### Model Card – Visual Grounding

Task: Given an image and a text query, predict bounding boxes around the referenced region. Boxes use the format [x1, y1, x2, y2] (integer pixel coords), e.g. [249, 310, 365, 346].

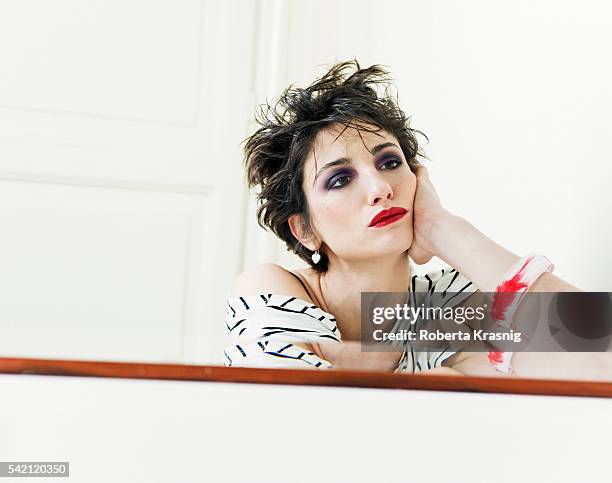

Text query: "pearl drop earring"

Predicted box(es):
[311, 249, 321, 264]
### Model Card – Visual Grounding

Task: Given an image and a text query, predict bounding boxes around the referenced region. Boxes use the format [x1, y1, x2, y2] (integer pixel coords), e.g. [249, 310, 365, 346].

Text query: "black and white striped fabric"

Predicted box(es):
[394, 268, 475, 373]
[224, 268, 475, 372]
[224, 294, 339, 369]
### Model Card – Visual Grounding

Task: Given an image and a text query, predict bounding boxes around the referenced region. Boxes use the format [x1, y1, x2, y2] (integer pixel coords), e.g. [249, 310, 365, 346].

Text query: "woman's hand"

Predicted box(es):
[408, 165, 450, 264]
[315, 340, 403, 371]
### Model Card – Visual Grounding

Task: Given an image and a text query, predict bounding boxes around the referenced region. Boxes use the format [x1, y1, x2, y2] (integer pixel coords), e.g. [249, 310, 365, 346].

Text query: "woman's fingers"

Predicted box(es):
[414, 164, 430, 179]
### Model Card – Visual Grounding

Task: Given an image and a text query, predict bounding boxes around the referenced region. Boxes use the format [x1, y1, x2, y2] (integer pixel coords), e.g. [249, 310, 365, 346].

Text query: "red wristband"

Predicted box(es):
[487, 254, 554, 374]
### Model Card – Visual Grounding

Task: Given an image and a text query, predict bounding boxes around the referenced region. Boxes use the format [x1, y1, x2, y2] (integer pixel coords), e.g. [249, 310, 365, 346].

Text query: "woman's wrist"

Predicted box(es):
[427, 212, 520, 292]
[426, 210, 464, 258]
[325, 341, 402, 370]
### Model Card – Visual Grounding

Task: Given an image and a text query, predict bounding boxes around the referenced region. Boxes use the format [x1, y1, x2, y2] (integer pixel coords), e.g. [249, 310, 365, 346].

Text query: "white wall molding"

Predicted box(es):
[240, 0, 308, 271]
[0, 170, 214, 195]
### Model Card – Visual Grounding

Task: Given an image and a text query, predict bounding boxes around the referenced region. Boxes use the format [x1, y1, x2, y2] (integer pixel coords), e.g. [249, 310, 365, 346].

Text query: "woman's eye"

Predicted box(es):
[380, 157, 401, 169]
[326, 157, 401, 190]
[328, 175, 351, 189]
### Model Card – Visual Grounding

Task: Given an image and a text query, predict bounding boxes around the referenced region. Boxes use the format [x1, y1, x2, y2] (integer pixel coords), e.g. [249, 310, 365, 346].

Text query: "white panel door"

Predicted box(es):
[0, 0, 258, 364]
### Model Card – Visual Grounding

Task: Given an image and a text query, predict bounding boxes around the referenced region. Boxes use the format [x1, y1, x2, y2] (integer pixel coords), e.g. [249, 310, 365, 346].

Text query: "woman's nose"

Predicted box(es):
[366, 173, 394, 205]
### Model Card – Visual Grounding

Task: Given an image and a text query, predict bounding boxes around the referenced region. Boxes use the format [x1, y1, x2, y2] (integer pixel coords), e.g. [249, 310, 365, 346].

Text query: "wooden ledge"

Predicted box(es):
[1, 357, 611, 398]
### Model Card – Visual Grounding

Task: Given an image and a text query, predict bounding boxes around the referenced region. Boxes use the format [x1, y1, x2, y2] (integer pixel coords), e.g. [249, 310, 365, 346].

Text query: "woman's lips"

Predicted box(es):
[368, 207, 408, 228]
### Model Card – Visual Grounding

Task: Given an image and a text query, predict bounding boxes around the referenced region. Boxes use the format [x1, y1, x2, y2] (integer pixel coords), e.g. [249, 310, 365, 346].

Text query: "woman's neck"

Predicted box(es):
[317, 251, 411, 340]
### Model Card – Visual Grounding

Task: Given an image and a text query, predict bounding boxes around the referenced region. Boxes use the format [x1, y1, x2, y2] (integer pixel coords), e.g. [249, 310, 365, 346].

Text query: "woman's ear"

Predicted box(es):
[288, 214, 318, 251]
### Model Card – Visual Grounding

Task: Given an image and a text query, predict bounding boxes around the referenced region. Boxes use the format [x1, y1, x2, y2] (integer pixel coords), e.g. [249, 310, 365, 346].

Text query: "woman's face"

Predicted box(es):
[297, 123, 417, 266]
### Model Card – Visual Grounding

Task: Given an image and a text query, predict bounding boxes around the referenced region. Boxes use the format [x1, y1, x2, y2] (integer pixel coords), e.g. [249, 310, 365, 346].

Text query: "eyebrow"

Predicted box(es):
[313, 142, 400, 183]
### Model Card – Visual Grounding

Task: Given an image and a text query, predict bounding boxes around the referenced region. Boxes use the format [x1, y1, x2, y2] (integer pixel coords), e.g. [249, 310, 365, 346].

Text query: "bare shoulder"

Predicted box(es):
[230, 263, 313, 302]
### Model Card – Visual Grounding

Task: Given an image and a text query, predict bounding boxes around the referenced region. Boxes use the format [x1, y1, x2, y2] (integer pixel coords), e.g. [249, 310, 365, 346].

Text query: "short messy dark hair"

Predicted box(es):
[243, 60, 426, 272]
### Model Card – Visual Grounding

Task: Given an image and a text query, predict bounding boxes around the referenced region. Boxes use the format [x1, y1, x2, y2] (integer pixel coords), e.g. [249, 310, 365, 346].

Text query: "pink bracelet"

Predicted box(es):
[487, 254, 555, 374]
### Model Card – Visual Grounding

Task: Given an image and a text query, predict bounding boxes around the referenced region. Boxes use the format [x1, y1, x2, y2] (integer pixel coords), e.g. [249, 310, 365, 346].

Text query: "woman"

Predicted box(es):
[225, 60, 610, 380]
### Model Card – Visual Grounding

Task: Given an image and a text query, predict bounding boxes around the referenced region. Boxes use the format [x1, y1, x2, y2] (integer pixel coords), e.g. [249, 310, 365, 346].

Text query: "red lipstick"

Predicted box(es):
[368, 207, 408, 228]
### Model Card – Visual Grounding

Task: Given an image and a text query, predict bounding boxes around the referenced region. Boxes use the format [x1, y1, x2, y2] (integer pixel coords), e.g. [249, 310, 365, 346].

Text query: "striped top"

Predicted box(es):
[224, 267, 475, 373]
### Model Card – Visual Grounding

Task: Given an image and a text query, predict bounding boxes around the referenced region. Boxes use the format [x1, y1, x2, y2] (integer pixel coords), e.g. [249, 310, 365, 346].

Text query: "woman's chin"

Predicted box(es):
[371, 238, 413, 259]
[377, 229, 413, 252]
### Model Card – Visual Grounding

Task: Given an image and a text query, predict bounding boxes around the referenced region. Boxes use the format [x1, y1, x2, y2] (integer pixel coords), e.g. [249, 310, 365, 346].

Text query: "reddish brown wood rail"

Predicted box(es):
[1, 357, 611, 398]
